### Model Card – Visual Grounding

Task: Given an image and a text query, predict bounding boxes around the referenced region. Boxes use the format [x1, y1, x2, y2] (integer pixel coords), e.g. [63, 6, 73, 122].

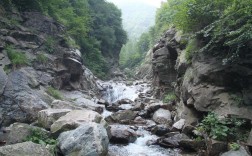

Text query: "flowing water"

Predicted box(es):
[100, 80, 180, 156]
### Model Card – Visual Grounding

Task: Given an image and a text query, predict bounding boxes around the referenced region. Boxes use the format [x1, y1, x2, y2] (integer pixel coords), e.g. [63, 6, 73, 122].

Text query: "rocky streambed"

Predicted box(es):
[0, 80, 250, 156]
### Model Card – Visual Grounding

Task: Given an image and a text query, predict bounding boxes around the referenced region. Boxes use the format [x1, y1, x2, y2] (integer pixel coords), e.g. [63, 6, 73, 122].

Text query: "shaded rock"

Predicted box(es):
[105, 110, 137, 124]
[151, 124, 171, 136]
[58, 123, 109, 156]
[221, 146, 250, 156]
[157, 133, 190, 148]
[152, 108, 172, 124]
[0, 68, 7, 95]
[10, 31, 42, 44]
[5, 123, 49, 145]
[0, 141, 52, 156]
[207, 140, 228, 156]
[179, 139, 206, 152]
[247, 129, 252, 146]
[106, 104, 122, 112]
[172, 119, 185, 131]
[97, 99, 109, 106]
[109, 125, 137, 144]
[38, 109, 71, 129]
[145, 103, 164, 115]
[51, 110, 103, 135]
[131, 102, 144, 111]
[134, 116, 147, 124]
[182, 124, 195, 136]
[118, 98, 133, 104]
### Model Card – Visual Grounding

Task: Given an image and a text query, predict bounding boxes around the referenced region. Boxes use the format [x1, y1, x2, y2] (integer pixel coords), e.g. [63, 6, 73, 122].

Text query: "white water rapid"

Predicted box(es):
[99, 80, 180, 156]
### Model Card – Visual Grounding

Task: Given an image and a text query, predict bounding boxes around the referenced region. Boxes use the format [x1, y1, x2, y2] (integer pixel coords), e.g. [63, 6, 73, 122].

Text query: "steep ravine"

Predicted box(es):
[0, 8, 252, 156]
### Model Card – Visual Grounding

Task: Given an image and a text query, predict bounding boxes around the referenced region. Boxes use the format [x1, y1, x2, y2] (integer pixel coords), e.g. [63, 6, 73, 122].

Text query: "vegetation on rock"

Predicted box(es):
[46, 87, 63, 100]
[197, 113, 249, 141]
[6, 45, 29, 68]
[0, 0, 127, 78]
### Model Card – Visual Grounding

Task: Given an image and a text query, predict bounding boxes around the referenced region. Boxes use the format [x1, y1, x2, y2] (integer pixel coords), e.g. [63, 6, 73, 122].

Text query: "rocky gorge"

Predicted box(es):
[0, 4, 252, 156]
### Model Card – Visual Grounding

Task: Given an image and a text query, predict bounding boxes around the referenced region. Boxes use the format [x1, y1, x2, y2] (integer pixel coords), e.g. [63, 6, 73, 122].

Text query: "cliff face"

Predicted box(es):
[0, 11, 98, 125]
[150, 27, 252, 128]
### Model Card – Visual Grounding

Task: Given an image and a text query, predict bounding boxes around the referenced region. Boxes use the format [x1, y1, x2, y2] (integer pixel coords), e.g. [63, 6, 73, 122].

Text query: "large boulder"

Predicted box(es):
[58, 123, 109, 156]
[109, 125, 137, 144]
[5, 123, 49, 145]
[152, 108, 172, 124]
[105, 110, 138, 124]
[50, 110, 103, 135]
[38, 109, 71, 129]
[0, 141, 52, 156]
[0, 69, 49, 125]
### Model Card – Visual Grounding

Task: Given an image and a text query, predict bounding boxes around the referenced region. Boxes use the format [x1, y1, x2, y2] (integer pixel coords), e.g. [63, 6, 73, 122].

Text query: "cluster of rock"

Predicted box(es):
[0, 11, 110, 155]
[140, 27, 252, 155]
[0, 11, 99, 125]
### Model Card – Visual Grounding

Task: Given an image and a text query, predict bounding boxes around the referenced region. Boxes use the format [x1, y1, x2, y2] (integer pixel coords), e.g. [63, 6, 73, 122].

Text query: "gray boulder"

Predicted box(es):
[38, 109, 71, 129]
[50, 110, 103, 135]
[172, 119, 185, 131]
[109, 125, 137, 144]
[152, 108, 172, 124]
[0, 141, 52, 156]
[58, 123, 109, 156]
[105, 110, 137, 124]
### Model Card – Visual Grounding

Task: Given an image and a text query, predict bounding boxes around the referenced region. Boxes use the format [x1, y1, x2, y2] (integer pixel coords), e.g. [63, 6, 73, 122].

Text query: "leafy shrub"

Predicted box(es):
[26, 128, 56, 146]
[46, 87, 62, 100]
[185, 38, 198, 63]
[229, 142, 240, 151]
[44, 37, 56, 54]
[197, 112, 247, 141]
[230, 94, 244, 106]
[163, 92, 176, 103]
[6, 45, 29, 67]
[36, 53, 48, 63]
[26, 128, 57, 155]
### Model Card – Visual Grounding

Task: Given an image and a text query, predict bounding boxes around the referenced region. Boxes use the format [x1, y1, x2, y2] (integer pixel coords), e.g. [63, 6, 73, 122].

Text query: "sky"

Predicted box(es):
[108, 0, 166, 8]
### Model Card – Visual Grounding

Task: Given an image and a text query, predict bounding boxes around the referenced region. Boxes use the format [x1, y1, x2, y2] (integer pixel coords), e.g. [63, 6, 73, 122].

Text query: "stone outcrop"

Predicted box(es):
[151, 28, 179, 98]
[0, 11, 99, 125]
[148, 27, 252, 155]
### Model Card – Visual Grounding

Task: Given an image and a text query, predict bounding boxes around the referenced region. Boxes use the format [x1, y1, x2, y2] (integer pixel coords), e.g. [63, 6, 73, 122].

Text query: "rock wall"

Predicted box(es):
[151, 27, 252, 126]
[0, 11, 99, 125]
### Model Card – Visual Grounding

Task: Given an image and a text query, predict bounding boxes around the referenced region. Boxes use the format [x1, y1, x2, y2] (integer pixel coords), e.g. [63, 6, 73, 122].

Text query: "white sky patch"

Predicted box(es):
[108, 0, 166, 8]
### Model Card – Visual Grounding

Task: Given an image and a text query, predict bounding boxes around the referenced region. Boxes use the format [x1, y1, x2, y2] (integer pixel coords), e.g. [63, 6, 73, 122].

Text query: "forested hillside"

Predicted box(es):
[133, 0, 252, 69]
[0, 0, 126, 78]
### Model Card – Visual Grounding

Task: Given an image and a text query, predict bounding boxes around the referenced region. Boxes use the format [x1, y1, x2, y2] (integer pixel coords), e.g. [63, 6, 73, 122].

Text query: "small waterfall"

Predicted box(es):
[100, 81, 149, 103]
